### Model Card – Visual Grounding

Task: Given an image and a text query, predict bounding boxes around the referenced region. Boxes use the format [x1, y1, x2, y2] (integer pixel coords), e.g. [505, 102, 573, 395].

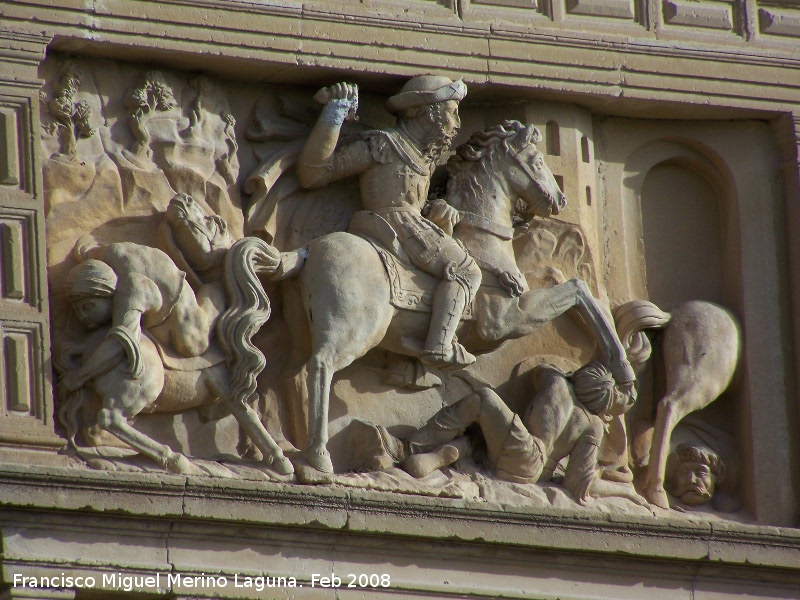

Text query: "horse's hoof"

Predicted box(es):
[645, 486, 671, 510]
[271, 455, 295, 475]
[167, 453, 203, 476]
[300, 447, 334, 474]
[295, 462, 335, 485]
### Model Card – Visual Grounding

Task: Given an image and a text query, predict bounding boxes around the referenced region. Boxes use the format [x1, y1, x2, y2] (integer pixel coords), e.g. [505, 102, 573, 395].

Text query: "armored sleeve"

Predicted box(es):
[298, 138, 374, 188]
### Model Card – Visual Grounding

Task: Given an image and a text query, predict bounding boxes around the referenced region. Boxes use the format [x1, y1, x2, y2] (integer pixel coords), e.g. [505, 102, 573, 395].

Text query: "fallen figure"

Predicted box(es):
[373, 362, 648, 506]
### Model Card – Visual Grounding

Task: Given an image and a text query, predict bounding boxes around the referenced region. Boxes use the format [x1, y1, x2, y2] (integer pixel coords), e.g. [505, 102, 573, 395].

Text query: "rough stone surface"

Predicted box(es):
[1, 0, 799, 598]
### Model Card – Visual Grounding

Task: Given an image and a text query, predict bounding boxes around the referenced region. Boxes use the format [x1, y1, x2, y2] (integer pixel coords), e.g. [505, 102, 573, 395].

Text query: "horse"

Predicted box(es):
[613, 299, 741, 508]
[56, 230, 294, 477]
[248, 120, 636, 474]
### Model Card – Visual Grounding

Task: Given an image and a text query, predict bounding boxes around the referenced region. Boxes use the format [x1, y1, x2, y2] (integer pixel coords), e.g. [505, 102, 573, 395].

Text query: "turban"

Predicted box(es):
[571, 361, 615, 416]
[66, 259, 117, 300]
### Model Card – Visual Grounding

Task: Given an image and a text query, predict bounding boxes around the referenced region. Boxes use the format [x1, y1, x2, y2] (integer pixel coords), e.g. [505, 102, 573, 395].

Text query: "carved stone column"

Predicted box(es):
[773, 111, 800, 489]
[0, 31, 62, 455]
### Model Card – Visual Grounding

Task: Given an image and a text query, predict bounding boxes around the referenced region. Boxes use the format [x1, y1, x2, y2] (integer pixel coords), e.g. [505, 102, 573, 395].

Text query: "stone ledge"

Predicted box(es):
[1, 463, 799, 572]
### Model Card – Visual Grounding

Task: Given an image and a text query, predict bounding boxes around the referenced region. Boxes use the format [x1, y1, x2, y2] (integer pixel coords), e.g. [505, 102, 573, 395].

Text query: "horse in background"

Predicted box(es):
[614, 299, 741, 509]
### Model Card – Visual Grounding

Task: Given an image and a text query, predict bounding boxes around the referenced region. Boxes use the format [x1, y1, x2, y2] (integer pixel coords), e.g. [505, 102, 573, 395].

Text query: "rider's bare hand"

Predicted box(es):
[427, 199, 460, 235]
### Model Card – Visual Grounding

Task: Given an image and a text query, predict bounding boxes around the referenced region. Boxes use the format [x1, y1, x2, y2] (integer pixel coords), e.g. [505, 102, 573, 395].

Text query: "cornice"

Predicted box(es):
[1, 464, 799, 572]
[0, 0, 798, 114]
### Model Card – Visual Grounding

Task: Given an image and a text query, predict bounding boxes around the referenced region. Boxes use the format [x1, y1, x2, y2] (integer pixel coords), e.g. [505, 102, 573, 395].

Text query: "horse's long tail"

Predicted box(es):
[216, 237, 281, 406]
[53, 342, 86, 452]
[613, 300, 672, 373]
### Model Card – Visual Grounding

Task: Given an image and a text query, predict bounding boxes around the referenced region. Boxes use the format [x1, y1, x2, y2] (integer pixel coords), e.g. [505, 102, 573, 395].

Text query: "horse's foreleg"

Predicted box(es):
[491, 279, 634, 383]
[562, 279, 635, 384]
[97, 407, 201, 475]
[643, 395, 685, 509]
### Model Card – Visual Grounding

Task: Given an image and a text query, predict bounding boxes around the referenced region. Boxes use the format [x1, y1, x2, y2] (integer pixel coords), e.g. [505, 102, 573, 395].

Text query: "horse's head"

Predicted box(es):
[447, 121, 566, 225]
[500, 121, 566, 220]
[165, 193, 233, 272]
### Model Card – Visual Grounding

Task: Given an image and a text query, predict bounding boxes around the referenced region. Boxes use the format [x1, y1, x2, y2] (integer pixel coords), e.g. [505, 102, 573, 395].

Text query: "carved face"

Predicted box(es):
[165, 194, 232, 271]
[72, 297, 113, 330]
[606, 383, 637, 416]
[670, 459, 716, 506]
[436, 100, 461, 141]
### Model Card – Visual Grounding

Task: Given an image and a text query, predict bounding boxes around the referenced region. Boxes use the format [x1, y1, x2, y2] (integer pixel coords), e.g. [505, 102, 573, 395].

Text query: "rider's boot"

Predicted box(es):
[420, 280, 475, 369]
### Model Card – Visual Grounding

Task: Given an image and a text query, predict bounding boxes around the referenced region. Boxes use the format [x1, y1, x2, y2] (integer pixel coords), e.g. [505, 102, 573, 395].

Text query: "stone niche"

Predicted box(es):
[1, 30, 800, 600]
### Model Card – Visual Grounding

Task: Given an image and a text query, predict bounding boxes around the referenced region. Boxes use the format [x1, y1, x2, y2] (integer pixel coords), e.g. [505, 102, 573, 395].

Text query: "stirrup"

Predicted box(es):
[420, 342, 476, 370]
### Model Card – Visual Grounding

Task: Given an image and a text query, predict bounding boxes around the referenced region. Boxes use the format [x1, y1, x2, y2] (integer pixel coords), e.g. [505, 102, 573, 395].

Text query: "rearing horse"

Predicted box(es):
[255, 120, 636, 473]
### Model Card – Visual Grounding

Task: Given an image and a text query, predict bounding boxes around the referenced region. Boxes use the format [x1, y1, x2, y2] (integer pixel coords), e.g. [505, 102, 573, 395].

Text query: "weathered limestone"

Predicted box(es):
[1, 0, 800, 598]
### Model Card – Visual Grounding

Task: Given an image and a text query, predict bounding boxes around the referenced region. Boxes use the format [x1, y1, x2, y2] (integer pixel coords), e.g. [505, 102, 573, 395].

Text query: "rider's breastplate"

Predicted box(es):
[359, 160, 431, 213]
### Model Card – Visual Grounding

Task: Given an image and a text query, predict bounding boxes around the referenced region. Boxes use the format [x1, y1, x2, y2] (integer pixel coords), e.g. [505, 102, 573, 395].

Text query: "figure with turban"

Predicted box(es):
[60, 241, 224, 393]
[372, 362, 645, 505]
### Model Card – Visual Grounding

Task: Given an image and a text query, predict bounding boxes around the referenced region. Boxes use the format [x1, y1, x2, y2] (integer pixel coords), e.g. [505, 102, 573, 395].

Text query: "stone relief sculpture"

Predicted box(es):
[662, 415, 740, 511]
[369, 361, 647, 506]
[615, 300, 741, 509]
[41, 58, 744, 517]
[55, 204, 292, 476]
[47, 61, 96, 158]
[262, 77, 636, 476]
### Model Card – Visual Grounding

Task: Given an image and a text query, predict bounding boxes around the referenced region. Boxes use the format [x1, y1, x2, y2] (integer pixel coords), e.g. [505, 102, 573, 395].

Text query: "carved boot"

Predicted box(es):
[402, 437, 471, 479]
[406, 401, 471, 451]
[420, 280, 476, 369]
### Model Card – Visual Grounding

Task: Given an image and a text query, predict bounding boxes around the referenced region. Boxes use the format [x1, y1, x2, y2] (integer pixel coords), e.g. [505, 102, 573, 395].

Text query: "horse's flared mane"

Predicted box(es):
[445, 120, 529, 213]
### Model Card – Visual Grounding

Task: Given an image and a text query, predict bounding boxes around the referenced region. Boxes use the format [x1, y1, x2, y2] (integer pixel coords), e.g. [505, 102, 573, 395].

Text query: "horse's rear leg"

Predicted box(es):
[300, 352, 336, 473]
[206, 369, 294, 475]
[643, 393, 690, 508]
[98, 407, 201, 475]
[300, 335, 390, 474]
[223, 396, 294, 475]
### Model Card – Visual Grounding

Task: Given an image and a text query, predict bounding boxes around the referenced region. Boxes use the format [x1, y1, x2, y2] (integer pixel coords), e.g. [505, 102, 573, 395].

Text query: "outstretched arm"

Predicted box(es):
[59, 339, 126, 393]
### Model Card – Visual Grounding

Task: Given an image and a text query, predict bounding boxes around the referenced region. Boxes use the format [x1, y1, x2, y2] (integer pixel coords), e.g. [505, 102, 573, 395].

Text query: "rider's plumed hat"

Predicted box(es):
[385, 75, 467, 114]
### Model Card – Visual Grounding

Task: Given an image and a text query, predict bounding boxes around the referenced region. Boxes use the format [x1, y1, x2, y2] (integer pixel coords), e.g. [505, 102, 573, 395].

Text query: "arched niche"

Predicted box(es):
[620, 139, 741, 312]
[640, 159, 723, 309]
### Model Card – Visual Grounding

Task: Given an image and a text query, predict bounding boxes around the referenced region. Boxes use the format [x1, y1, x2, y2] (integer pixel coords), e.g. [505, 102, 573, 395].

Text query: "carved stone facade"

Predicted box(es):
[1, 1, 800, 599]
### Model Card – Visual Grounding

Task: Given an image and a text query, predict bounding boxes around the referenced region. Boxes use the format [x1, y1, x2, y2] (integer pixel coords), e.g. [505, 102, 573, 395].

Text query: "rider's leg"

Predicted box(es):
[420, 253, 481, 369]
[422, 279, 473, 368]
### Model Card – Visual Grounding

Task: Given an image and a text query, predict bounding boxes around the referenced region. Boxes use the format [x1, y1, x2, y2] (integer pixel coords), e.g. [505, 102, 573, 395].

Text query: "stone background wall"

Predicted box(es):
[1, 1, 800, 598]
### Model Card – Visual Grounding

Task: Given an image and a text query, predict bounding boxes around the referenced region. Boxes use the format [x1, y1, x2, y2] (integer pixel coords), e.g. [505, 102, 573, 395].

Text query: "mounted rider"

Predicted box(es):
[297, 75, 482, 369]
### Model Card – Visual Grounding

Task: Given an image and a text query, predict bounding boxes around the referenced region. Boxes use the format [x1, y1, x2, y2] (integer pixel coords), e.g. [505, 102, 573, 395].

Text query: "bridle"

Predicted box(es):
[457, 140, 555, 240]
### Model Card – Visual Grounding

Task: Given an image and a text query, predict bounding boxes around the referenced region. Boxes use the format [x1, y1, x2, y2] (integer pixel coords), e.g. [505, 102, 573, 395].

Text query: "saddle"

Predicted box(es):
[348, 211, 475, 320]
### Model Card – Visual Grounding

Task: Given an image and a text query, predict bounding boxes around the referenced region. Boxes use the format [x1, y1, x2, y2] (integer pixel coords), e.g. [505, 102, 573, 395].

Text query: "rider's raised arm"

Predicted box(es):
[297, 82, 370, 189]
